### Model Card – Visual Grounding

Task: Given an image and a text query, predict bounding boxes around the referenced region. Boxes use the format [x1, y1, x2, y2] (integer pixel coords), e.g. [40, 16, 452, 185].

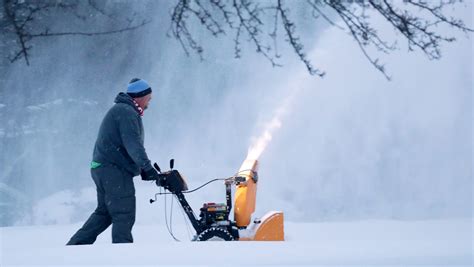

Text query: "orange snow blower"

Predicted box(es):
[149, 159, 284, 241]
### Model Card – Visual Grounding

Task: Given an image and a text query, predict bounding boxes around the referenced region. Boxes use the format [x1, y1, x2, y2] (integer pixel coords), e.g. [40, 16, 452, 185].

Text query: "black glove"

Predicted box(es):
[156, 173, 166, 187]
[141, 167, 159, 181]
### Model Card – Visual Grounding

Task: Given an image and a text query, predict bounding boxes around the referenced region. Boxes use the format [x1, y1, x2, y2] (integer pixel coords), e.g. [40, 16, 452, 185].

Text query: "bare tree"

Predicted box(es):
[1, 0, 149, 65]
[169, 0, 473, 79]
[2, 0, 472, 79]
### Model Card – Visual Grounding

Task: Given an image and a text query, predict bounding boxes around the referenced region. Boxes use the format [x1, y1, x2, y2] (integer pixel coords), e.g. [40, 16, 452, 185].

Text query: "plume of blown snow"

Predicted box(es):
[246, 86, 303, 161]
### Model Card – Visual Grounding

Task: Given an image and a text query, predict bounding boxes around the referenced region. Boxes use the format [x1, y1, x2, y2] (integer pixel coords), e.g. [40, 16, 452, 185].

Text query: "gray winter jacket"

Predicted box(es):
[92, 92, 153, 176]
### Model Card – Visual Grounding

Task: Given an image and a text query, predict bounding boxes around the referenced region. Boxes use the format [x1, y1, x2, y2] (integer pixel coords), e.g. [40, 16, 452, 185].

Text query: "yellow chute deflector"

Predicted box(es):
[234, 159, 258, 227]
[234, 159, 284, 241]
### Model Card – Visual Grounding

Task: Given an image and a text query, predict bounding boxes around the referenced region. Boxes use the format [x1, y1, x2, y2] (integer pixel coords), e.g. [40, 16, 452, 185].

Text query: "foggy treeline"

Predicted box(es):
[0, 0, 157, 225]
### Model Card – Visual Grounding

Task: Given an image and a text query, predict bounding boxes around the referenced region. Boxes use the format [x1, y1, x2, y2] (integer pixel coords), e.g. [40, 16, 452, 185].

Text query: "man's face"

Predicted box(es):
[142, 93, 152, 110]
[136, 93, 152, 110]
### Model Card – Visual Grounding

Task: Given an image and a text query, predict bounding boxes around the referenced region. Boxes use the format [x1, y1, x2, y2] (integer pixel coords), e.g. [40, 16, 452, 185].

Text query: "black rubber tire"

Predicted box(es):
[196, 227, 234, 241]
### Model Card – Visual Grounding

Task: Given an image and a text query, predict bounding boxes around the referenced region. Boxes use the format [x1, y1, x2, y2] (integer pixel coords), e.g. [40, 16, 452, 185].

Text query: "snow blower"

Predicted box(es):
[149, 159, 284, 241]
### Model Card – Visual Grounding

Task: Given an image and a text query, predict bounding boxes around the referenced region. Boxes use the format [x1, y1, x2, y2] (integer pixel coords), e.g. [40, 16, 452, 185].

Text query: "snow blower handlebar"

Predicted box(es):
[152, 159, 248, 194]
[152, 160, 188, 193]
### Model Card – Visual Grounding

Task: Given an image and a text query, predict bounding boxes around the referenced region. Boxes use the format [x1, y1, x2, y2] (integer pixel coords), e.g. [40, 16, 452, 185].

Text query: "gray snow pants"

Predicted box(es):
[66, 166, 136, 245]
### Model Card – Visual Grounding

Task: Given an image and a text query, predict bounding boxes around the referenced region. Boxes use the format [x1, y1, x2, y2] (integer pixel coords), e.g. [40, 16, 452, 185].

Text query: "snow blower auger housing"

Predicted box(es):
[150, 159, 284, 241]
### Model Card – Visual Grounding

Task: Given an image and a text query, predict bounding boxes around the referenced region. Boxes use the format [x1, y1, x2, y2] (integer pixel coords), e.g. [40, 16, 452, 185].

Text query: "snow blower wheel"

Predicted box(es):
[196, 227, 234, 241]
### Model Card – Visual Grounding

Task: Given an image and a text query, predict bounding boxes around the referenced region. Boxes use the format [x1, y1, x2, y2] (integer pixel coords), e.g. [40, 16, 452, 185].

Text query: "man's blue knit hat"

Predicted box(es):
[127, 78, 152, 98]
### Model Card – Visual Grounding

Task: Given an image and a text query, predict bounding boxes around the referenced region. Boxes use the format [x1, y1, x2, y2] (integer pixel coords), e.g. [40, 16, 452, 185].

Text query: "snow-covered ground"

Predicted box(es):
[1, 219, 471, 266]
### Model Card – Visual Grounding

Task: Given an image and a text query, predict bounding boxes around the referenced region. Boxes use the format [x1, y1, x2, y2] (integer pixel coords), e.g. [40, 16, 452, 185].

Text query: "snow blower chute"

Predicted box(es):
[149, 159, 284, 241]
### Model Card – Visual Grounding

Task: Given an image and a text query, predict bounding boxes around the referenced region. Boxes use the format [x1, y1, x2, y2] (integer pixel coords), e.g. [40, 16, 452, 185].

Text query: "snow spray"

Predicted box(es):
[245, 87, 302, 162]
[234, 86, 301, 231]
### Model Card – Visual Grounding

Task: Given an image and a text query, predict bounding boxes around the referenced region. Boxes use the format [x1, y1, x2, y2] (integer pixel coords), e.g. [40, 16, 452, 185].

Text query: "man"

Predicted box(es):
[67, 78, 160, 245]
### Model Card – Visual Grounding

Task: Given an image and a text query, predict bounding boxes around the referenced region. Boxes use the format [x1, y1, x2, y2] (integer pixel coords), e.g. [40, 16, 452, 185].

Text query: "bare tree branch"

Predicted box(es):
[232, 0, 281, 68]
[277, 0, 324, 76]
[2, 0, 149, 65]
[30, 20, 150, 38]
[168, 0, 473, 79]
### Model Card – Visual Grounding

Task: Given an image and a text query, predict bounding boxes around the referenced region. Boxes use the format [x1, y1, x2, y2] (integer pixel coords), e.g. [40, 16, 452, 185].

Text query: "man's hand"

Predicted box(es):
[141, 167, 159, 181]
[156, 173, 166, 187]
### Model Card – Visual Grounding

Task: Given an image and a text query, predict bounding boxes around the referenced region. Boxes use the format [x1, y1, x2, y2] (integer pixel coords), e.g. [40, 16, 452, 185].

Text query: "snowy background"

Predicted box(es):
[0, 0, 472, 266]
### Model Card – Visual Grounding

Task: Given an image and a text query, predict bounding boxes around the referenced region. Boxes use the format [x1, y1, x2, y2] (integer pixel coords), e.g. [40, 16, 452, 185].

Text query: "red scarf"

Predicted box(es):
[131, 98, 144, 116]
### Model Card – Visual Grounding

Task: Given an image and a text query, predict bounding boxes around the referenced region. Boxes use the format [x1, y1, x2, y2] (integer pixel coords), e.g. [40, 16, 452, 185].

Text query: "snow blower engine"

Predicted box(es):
[149, 159, 284, 241]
